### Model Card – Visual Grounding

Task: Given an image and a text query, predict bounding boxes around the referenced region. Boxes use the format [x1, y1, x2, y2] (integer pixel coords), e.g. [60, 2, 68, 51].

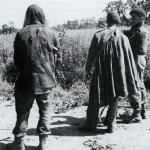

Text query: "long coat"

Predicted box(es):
[14, 24, 60, 94]
[86, 26, 139, 106]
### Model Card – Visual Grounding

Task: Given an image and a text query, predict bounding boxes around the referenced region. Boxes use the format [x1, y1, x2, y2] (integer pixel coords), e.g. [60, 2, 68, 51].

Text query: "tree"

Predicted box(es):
[104, 0, 129, 16]
[104, 0, 150, 25]
[126, 0, 150, 24]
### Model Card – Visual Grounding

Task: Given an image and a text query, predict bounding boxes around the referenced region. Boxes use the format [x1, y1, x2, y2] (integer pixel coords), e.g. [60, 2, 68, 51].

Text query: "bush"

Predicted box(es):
[0, 29, 97, 89]
[56, 29, 97, 88]
[0, 34, 16, 82]
[0, 28, 150, 110]
[52, 81, 89, 113]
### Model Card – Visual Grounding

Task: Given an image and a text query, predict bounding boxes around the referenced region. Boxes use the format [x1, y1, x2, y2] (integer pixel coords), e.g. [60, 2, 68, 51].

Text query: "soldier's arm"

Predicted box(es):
[85, 34, 98, 75]
[136, 31, 149, 55]
[14, 32, 22, 69]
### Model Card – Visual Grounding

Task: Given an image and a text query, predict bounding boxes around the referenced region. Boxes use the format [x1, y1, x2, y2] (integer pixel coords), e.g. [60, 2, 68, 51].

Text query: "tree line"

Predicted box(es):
[0, 23, 18, 35]
[53, 0, 150, 30]
[1, 0, 150, 32]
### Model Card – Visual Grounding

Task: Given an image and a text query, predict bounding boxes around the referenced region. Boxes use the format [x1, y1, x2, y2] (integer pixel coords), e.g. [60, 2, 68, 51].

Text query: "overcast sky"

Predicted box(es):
[0, 0, 127, 28]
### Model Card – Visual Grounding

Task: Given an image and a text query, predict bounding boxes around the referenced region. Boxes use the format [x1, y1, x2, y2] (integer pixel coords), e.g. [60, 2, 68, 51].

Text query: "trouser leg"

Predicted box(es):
[36, 93, 51, 135]
[129, 92, 141, 111]
[84, 80, 100, 130]
[140, 76, 147, 118]
[105, 97, 119, 128]
[141, 87, 147, 119]
[139, 66, 147, 103]
[129, 91, 142, 122]
[85, 100, 100, 130]
[13, 92, 34, 143]
[137, 63, 147, 118]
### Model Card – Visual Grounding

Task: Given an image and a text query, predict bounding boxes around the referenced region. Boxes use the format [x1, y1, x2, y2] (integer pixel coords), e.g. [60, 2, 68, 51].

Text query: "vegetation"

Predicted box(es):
[0, 27, 150, 113]
[0, 29, 96, 113]
[53, 0, 150, 31]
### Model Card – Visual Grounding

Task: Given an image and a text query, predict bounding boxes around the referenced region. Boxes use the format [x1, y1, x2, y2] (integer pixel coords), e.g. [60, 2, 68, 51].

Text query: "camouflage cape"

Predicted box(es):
[86, 26, 140, 107]
[14, 5, 60, 95]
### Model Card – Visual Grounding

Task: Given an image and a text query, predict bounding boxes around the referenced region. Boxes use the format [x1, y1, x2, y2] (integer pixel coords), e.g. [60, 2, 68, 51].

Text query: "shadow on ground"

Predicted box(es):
[27, 115, 107, 137]
[50, 126, 107, 136]
[26, 145, 37, 150]
[51, 115, 106, 136]
[0, 142, 7, 150]
[0, 142, 37, 150]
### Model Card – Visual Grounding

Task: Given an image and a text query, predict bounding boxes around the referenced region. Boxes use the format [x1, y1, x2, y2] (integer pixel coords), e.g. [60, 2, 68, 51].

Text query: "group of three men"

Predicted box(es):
[81, 8, 149, 133]
[7, 4, 149, 150]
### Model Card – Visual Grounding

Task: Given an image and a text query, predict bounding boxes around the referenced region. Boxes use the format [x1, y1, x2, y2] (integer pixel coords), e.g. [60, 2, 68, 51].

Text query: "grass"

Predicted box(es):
[0, 27, 150, 113]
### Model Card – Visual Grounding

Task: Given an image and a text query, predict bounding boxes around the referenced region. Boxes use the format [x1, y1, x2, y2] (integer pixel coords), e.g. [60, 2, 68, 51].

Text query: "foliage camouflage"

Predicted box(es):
[0, 28, 150, 112]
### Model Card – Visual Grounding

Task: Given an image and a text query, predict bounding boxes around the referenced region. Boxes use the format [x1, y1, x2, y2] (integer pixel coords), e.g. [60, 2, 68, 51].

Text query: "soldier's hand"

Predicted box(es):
[53, 47, 59, 54]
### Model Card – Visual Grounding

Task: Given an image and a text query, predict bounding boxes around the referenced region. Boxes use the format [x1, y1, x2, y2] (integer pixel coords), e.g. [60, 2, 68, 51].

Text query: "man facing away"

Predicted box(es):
[79, 11, 140, 133]
[7, 4, 61, 150]
[123, 8, 149, 122]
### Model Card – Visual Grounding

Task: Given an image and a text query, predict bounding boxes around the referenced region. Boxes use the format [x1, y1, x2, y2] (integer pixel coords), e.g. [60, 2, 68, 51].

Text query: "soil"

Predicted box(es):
[0, 100, 150, 150]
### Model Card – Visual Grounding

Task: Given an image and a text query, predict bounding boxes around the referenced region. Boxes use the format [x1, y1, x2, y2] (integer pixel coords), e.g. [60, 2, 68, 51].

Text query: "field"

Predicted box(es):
[0, 28, 150, 111]
[1, 28, 150, 150]
[0, 29, 99, 113]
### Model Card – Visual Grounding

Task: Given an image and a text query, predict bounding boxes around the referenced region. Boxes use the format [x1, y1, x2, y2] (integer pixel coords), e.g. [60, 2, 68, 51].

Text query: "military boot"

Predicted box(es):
[106, 125, 114, 133]
[130, 109, 142, 123]
[38, 135, 49, 150]
[141, 104, 147, 119]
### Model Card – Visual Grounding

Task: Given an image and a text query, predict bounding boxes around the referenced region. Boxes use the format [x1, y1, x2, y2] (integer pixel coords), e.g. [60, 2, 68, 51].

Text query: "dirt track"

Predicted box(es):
[0, 101, 150, 150]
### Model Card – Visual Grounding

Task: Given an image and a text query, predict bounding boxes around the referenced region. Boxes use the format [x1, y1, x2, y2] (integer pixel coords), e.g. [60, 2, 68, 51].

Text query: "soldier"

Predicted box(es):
[124, 8, 149, 122]
[79, 11, 140, 133]
[7, 5, 61, 150]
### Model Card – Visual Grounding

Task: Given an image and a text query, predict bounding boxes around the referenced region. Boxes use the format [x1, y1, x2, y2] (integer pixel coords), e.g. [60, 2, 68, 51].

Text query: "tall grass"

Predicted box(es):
[0, 34, 15, 102]
[0, 28, 150, 111]
[56, 29, 98, 88]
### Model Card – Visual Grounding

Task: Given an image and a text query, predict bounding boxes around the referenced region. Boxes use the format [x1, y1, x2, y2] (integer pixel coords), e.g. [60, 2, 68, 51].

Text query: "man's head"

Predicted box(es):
[130, 8, 146, 26]
[23, 4, 46, 27]
[107, 11, 121, 27]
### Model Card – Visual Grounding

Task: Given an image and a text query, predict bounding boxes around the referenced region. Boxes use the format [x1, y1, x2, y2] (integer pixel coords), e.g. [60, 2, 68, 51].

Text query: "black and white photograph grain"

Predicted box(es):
[0, 0, 150, 150]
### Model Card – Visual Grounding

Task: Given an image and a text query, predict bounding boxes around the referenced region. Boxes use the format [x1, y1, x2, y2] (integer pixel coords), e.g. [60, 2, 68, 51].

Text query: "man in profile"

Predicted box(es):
[124, 8, 149, 122]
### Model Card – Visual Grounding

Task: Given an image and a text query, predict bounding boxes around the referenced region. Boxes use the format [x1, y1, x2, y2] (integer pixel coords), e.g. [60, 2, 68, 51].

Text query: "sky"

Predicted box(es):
[0, 0, 127, 28]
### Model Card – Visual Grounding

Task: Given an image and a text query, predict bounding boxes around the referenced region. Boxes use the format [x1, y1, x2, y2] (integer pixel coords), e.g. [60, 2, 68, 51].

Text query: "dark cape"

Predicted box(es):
[86, 26, 140, 106]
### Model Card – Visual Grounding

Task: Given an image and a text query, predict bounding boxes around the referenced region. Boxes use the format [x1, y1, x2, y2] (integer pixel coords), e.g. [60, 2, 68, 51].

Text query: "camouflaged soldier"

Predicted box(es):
[79, 11, 140, 133]
[7, 5, 61, 150]
[124, 8, 149, 122]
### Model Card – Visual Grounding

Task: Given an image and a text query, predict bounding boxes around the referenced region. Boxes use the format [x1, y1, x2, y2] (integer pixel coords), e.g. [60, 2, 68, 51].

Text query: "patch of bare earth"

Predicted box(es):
[0, 101, 150, 150]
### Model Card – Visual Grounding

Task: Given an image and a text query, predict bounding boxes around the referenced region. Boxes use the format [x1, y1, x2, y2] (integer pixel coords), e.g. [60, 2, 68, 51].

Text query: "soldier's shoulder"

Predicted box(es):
[18, 25, 32, 36]
[95, 28, 107, 36]
[96, 27, 106, 33]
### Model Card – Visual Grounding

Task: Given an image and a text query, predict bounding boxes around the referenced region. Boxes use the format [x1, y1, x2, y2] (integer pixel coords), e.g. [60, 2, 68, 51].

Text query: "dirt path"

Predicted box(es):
[0, 101, 150, 150]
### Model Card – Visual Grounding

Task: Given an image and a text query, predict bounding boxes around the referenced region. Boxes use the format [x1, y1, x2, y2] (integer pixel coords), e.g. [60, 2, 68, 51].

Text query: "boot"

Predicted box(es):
[130, 109, 142, 123]
[141, 104, 147, 119]
[38, 135, 49, 150]
[103, 117, 109, 126]
[7, 141, 25, 150]
[106, 125, 114, 133]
